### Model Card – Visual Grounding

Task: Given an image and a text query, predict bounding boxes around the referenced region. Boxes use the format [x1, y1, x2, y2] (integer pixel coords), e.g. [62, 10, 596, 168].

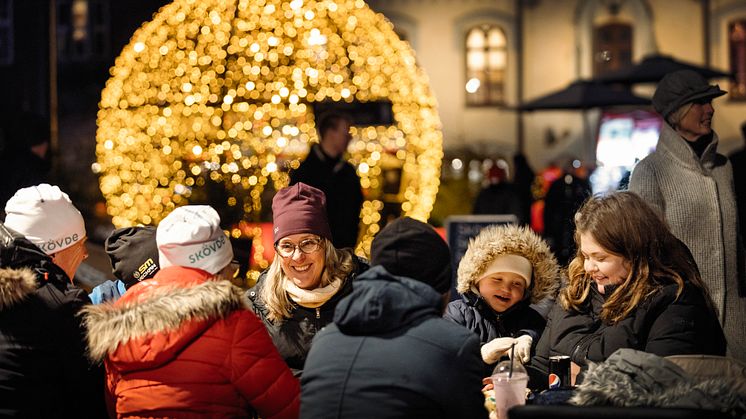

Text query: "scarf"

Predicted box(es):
[284, 277, 342, 308]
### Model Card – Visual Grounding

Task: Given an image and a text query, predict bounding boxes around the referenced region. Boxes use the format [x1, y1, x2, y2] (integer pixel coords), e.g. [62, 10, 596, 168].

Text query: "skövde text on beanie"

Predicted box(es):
[272, 182, 332, 243]
[156, 205, 233, 275]
[4, 184, 85, 255]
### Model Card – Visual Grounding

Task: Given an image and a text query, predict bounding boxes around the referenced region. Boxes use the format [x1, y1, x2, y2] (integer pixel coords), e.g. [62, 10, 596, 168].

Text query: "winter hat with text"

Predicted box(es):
[272, 182, 332, 243]
[156, 205, 233, 275]
[4, 184, 85, 255]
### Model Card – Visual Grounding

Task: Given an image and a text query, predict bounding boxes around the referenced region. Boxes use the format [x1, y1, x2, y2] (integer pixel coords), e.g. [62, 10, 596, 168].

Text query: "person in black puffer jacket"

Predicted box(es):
[0, 222, 105, 418]
[246, 183, 368, 376]
[445, 224, 561, 377]
[529, 192, 726, 391]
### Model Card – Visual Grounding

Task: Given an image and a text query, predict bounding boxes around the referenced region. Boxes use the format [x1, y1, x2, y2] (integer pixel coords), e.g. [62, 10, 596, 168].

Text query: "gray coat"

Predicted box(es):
[629, 122, 746, 361]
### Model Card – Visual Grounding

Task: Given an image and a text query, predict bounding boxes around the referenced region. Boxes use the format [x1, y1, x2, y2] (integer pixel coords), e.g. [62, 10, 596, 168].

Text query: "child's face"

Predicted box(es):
[476, 271, 527, 313]
[579, 232, 630, 293]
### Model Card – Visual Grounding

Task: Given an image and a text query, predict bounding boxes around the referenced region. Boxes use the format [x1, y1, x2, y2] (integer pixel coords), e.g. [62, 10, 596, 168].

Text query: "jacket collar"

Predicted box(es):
[83, 266, 247, 362]
[657, 122, 720, 171]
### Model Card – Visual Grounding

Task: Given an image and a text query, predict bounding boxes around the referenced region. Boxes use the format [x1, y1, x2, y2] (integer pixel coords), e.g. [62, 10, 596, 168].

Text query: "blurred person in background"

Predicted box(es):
[290, 112, 363, 249]
[472, 161, 526, 224]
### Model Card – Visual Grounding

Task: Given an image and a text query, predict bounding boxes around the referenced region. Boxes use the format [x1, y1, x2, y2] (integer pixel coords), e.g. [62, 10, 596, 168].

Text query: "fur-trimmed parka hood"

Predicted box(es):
[0, 267, 38, 310]
[83, 266, 248, 369]
[457, 224, 560, 303]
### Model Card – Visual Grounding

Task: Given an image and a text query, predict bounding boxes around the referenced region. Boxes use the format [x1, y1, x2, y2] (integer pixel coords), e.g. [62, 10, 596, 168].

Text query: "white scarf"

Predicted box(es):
[284, 278, 342, 308]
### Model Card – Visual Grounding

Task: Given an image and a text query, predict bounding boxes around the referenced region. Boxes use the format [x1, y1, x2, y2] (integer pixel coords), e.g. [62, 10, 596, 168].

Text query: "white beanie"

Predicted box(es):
[156, 205, 233, 275]
[4, 184, 86, 255]
[474, 254, 533, 289]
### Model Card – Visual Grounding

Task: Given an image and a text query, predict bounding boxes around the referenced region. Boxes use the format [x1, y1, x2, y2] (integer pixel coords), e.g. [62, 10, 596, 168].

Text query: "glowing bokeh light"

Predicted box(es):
[96, 0, 443, 260]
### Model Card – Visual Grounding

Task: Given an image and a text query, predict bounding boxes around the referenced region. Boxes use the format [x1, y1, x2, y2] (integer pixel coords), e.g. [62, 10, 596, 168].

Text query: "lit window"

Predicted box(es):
[465, 24, 506, 106]
[729, 19, 746, 100]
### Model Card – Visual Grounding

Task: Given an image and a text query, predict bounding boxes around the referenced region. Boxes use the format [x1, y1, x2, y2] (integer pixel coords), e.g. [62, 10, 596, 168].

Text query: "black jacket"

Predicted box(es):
[444, 292, 546, 376]
[290, 144, 364, 249]
[0, 223, 105, 418]
[300, 266, 488, 419]
[529, 280, 726, 390]
[246, 256, 368, 376]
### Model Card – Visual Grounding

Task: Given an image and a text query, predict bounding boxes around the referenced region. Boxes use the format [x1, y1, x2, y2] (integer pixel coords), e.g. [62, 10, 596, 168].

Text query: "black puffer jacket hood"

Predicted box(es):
[334, 265, 442, 335]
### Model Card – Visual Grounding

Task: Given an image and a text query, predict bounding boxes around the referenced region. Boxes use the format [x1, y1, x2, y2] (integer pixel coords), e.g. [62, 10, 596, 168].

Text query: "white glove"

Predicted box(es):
[481, 337, 515, 364]
[510, 335, 533, 364]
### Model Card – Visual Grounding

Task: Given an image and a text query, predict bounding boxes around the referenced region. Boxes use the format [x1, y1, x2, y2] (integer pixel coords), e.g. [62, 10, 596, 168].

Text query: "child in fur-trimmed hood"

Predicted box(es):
[444, 224, 561, 375]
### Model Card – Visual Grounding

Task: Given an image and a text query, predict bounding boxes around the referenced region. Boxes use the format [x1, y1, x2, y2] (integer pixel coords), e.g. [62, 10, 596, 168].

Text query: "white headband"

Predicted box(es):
[475, 254, 532, 289]
[4, 184, 85, 255]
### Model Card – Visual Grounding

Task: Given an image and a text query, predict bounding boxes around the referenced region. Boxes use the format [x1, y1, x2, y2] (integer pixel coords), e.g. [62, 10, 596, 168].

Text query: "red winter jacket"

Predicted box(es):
[83, 266, 299, 418]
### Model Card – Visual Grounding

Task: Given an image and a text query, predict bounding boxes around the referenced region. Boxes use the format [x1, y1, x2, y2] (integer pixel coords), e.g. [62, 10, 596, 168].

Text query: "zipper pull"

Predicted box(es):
[316, 307, 321, 319]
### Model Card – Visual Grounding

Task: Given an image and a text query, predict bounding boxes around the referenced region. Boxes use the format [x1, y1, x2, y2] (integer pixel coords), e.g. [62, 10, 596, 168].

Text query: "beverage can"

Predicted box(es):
[548, 355, 571, 389]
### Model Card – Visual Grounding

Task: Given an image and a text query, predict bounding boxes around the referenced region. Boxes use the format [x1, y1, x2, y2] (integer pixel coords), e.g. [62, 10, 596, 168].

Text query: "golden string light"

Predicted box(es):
[96, 0, 443, 259]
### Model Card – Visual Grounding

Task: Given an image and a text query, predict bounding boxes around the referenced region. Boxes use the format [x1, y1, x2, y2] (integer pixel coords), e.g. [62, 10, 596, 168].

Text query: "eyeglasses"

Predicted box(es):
[274, 237, 323, 258]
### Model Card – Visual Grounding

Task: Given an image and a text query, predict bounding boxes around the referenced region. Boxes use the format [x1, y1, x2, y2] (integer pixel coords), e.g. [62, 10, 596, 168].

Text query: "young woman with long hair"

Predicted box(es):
[529, 191, 725, 389]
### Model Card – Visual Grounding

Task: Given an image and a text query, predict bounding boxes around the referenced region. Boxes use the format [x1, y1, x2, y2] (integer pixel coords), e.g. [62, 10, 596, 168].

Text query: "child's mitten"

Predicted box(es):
[481, 337, 515, 364]
[510, 335, 533, 363]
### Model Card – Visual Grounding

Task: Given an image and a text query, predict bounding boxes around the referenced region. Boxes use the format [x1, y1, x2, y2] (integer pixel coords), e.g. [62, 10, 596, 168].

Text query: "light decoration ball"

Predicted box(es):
[96, 0, 443, 259]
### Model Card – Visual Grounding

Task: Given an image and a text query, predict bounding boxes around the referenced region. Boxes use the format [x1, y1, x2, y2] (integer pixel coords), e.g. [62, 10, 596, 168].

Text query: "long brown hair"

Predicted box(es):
[560, 191, 709, 324]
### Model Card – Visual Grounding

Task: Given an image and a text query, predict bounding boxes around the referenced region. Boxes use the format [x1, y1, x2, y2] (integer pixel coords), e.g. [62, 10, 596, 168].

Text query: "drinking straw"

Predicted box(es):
[509, 343, 515, 378]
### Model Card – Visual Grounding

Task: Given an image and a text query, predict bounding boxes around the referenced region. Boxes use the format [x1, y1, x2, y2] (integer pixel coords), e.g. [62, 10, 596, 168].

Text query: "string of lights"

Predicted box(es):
[95, 0, 443, 265]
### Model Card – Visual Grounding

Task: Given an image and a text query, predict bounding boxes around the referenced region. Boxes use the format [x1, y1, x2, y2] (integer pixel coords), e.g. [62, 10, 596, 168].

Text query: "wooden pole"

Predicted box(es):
[49, 0, 59, 181]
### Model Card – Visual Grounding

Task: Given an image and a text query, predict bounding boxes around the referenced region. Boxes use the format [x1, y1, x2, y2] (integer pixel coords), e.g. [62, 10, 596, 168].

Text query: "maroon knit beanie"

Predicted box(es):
[272, 183, 332, 243]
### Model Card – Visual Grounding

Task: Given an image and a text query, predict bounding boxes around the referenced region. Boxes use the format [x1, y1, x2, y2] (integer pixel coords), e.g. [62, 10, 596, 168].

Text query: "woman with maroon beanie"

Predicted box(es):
[247, 182, 368, 376]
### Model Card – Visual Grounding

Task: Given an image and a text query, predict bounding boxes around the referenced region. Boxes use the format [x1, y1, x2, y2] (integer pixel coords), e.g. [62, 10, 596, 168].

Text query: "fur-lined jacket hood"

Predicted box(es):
[457, 224, 560, 303]
[83, 266, 248, 371]
[572, 348, 746, 417]
[0, 267, 38, 310]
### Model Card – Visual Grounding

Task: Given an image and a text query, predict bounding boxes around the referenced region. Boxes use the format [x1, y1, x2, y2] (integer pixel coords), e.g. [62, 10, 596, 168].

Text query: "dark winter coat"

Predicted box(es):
[444, 292, 546, 375]
[472, 183, 526, 224]
[246, 256, 368, 376]
[300, 266, 488, 419]
[529, 280, 726, 390]
[83, 266, 299, 419]
[0, 223, 105, 418]
[290, 144, 364, 249]
[571, 348, 746, 417]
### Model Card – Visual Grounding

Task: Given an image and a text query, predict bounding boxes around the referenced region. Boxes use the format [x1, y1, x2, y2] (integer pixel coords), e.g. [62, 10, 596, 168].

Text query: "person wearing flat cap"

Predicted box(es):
[246, 182, 368, 376]
[82, 205, 299, 418]
[300, 217, 487, 419]
[629, 69, 746, 361]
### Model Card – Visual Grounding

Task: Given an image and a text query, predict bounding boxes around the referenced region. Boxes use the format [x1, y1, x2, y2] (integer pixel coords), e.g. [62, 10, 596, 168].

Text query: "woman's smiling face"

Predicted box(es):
[579, 232, 630, 293]
[277, 233, 326, 289]
[476, 271, 527, 313]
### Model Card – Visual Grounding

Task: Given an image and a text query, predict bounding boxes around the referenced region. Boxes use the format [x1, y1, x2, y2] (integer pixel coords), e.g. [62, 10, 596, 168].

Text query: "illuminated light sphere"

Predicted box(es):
[96, 0, 443, 260]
